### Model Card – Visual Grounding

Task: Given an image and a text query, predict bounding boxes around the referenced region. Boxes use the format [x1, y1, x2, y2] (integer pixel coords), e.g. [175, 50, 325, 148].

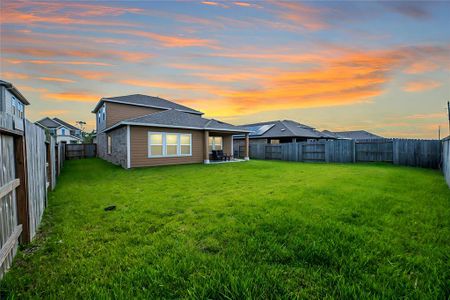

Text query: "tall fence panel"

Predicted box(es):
[325, 140, 354, 163]
[65, 144, 97, 159]
[245, 138, 443, 170]
[302, 143, 325, 162]
[0, 132, 21, 278]
[49, 137, 57, 190]
[355, 139, 393, 163]
[442, 138, 450, 188]
[393, 139, 441, 169]
[25, 120, 47, 240]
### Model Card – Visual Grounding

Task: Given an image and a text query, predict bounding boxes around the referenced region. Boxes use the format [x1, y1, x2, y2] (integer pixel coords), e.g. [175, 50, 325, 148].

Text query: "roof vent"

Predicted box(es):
[281, 128, 286, 131]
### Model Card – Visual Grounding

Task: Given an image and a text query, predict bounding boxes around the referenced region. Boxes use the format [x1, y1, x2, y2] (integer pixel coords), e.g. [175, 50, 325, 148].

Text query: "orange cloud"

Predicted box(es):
[3, 47, 152, 63]
[44, 92, 99, 102]
[234, 2, 251, 7]
[38, 77, 75, 83]
[2, 72, 29, 80]
[405, 112, 446, 120]
[201, 1, 229, 8]
[271, 1, 329, 31]
[403, 80, 441, 92]
[39, 109, 69, 116]
[404, 60, 438, 74]
[1, 1, 142, 27]
[112, 29, 219, 48]
[121, 79, 219, 91]
[4, 59, 112, 66]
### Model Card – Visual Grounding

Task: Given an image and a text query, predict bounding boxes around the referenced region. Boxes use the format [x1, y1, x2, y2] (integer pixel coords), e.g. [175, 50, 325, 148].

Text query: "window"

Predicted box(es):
[209, 136, 223, 153]
[180, 134, 191, 155]
[11, 97, 16, 115]
[107, 135, 112, 154]
[149, 133, 163, 156]
[61, 128, 66, 135]
[166, 134, 178, 156]
[16, 101, 24, 118]
[148, 132, 192, 158]
[102, 106, 106, 121]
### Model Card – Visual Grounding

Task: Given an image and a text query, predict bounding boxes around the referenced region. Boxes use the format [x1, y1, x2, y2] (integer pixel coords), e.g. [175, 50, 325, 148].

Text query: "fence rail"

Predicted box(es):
[239, 138, 442, 169]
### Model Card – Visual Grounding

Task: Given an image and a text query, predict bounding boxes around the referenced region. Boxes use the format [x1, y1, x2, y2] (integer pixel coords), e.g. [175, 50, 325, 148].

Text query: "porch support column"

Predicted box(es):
[204, 130, 210, 164]
[244, 133, 250, 160]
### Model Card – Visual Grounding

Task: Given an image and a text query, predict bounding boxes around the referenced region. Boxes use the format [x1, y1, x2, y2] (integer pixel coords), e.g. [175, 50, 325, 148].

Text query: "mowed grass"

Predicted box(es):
[1, 159, 449, 299]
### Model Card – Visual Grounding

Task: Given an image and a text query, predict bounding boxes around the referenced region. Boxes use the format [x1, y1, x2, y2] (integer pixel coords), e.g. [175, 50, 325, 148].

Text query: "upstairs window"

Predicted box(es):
[11, 96, 16, 115]
[61, 128, 66, 135]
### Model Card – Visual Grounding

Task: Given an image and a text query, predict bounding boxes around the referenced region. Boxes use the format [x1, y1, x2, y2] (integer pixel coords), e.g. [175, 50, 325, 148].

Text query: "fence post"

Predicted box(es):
[352, 140, 356, 163]
[14, 135, 30, 244]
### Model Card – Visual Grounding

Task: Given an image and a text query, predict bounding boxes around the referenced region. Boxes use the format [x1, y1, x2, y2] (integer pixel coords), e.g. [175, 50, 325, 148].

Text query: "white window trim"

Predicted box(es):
[148, 132, 192, 158]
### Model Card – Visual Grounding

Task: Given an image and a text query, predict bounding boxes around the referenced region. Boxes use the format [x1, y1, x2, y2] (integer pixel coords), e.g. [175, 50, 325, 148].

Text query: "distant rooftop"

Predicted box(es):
[323, 130, 382, 140]
[236, 120, 326, 139]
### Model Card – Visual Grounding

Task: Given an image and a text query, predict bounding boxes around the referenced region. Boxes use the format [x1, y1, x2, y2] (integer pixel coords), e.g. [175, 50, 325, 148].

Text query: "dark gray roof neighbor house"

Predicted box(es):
[322, 130, 382, 140]
[234, 120, 333, 144]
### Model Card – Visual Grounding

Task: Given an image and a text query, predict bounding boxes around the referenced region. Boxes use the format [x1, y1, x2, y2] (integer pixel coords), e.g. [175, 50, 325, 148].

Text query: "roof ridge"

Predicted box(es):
[279, 120, 296, 136]
[122, 108, 174, 123]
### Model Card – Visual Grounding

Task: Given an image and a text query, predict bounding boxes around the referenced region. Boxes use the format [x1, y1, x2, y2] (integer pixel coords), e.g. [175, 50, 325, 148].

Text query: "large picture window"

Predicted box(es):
[209, 136, 223, 153]
[148, 132, 192, 158]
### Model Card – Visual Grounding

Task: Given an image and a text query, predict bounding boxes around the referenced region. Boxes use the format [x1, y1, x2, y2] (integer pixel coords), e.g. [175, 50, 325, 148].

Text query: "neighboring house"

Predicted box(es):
[0, 80, 29, 131]
[35, 117, 82, 144]
[322, 130, 383, 140]
[234, 120, 334, 148]
[92, 94, 250, 169]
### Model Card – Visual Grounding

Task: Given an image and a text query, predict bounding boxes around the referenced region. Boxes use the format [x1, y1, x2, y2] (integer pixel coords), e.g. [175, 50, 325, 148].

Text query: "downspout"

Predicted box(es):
[127, 125, 131, 169]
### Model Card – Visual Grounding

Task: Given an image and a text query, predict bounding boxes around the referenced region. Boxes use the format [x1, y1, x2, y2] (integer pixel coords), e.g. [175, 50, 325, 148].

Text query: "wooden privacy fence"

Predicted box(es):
[239, 138, 442, 169]
[65, 143, 96, 159]
[0, 114, 65, 278]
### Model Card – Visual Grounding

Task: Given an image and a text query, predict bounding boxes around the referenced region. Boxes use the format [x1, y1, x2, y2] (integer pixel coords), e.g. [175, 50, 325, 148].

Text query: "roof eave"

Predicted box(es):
[102, 121, 251, 134]
[0, 81, 30, 105]
[92, 98, 204, 115]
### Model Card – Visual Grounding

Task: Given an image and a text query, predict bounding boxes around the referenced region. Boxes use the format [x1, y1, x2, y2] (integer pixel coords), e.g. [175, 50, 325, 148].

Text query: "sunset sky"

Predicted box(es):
[1, 1, 449, 138]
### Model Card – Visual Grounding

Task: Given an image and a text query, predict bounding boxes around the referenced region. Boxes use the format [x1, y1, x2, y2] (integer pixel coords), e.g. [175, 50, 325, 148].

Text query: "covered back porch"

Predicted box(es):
[203, 130, 249, 164]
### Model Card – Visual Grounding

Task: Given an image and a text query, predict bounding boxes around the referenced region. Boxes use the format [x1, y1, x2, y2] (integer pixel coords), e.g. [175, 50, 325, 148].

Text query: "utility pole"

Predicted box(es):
[438, 125, 440, 140]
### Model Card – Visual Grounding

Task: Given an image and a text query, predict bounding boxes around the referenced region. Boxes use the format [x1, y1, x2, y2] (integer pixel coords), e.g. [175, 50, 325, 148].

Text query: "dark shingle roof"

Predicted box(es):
[104, 109, 249, 133]
[53, 118, 79, 131]
[92, 94, 203, 115]
[236, 120, 326, 139]
[331, 130, 382, 140]
[36, 117, 61, 128]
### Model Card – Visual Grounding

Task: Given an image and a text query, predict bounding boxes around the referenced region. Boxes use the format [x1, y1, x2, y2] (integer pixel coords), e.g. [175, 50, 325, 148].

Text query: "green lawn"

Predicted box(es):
[1, 159, 449, 299]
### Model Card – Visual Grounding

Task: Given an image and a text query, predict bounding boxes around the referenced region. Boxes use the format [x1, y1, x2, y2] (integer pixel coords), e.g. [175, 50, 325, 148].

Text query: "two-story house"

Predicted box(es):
[35, 117, 82, 144]
[92, 94, 250, 169]
[0, 80, 29, 132]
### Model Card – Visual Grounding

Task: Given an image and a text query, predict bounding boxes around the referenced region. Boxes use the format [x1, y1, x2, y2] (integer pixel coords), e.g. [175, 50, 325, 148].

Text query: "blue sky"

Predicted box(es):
[1, 0, 449, 137]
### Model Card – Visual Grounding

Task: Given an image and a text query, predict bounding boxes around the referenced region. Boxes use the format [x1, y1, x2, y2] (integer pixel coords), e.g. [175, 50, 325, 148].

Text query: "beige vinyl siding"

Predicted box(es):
[106, 102, 164, 128]
[130, 126, 204, 167]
